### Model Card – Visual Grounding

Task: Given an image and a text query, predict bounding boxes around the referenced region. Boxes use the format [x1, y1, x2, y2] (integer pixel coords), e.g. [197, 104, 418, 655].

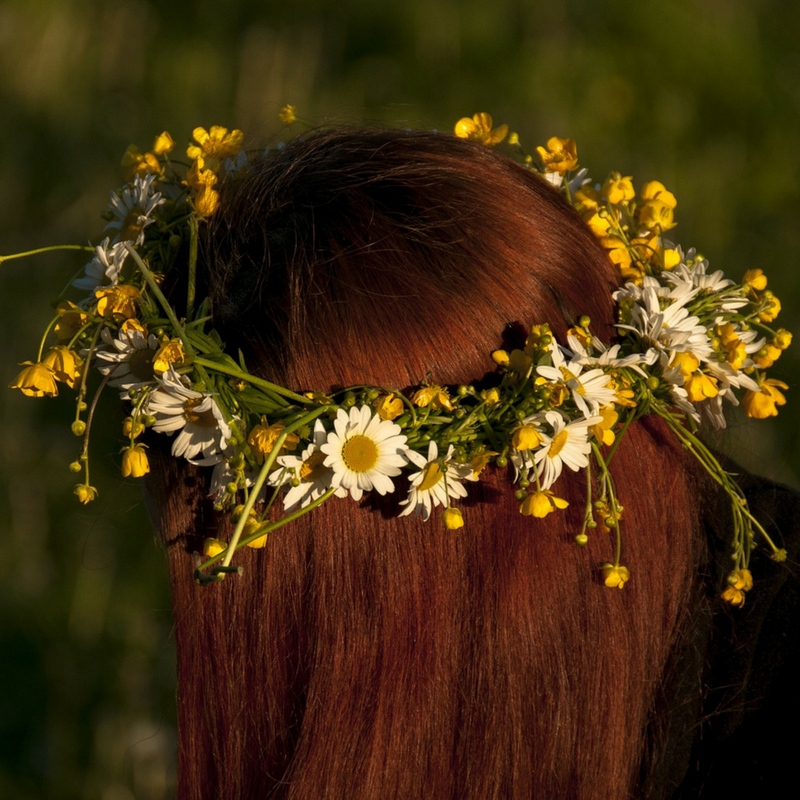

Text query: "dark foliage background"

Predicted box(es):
[1, 0, 797, 796]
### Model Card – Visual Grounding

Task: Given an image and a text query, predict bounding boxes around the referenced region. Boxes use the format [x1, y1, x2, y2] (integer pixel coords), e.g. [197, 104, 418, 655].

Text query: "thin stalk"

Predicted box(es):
[192, 357, 311, 406]
[0, 245, 95, 265]
[186, 216, 198, 321]
[125, 245, 211, 386]
[214, 405, 335, 571]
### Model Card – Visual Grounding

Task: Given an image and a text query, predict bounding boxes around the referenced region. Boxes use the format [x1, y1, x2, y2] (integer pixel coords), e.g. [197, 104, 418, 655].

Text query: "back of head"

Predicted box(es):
[149, 129, 704, 799]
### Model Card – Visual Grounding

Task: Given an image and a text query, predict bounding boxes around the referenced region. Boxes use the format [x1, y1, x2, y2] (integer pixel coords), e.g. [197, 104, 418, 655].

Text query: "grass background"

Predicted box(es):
[1, 0, 798, 796]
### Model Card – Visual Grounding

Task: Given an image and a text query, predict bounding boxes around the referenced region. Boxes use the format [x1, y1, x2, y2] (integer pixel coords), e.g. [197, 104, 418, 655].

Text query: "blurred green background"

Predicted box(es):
[1, 0, 798, 796]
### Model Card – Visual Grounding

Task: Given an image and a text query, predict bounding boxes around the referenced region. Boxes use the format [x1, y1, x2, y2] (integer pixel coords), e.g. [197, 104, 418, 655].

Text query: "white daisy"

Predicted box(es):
[670, 385, 701, 423]
[320, 405, 409, 501]
[537, 344, 617, 418]
[146, 366, 231, 465]
[533, 411, 600, 490]
[267, 420, 346, 511]
[73, 238, 129, 292]
[94, 325, 160, 391]
[662, 251, 747, 312]
[567, 334, 658, 373]
[617, 282, 712, 361]
[399, 441, 473, 521]
[700, 361, 760, 429]
[105, 173, 164, 246]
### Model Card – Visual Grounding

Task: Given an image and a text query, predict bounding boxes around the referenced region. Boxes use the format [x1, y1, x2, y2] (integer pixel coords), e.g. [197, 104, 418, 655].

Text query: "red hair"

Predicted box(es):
[147, 130, 707, 798]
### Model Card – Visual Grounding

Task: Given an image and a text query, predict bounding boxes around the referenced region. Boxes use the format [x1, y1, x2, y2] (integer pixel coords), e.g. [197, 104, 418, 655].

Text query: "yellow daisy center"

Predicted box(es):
[121, 207, 145, 242]
[183, 398, 217, 427]
[548, 429, 569, 458]
[341, 434, 379, 473]
[128, 348, 156, 381]
[300, 451, 327, 482]
[560, 367, 585, 395]
[418, 462, 443, 492]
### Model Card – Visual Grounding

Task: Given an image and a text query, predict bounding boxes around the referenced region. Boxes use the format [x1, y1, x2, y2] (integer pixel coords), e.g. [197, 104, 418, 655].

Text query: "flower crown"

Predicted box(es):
[3, 111, 790, 604]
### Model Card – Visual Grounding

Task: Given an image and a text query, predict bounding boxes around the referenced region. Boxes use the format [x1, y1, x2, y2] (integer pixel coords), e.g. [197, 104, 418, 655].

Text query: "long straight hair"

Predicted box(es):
[147, 130, 706, 799]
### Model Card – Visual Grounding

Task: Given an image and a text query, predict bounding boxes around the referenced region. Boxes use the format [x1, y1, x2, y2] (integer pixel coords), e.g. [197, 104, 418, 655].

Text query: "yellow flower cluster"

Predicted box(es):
[185, 126, 244, 217]
[121, 132, 175, 181]
[721, 568, 753, 606]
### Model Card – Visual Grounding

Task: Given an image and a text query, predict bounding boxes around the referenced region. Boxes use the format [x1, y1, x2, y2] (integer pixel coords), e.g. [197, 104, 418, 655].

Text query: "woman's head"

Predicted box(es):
[152, 128, 705, 800]
[200, 129, 618, 390]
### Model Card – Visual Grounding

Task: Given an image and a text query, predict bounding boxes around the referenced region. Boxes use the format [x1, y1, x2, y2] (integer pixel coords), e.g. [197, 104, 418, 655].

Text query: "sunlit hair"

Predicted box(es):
[146, 129, 707, 799]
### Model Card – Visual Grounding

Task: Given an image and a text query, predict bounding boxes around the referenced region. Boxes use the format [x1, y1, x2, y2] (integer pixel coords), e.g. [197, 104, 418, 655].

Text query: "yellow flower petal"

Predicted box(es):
[374, 392, 404, 420]
[743, 268, 767, 291]
[443, 507, 464, 530]
[248, 419, 299, 465]
[602, 172, 635, 205]
[278, 105, 297, 125]
[640, 181, 676, 208]
[121, 444, 150, 478]
[42, 346, 83, 389]
[512, 425, 542, 451]
[94, 285, 140, 319]
[9, 361, 59, 397]
[453, 113, 507, 147]
[74, 484, 98, 504]
[203, 538, 227, 558]
[520, 490, 569, 518]
[601, 563, 630, 589]
[684, 373, 719, 403]
[536, 136, 578, 174]
[152, 131, 175, 155]
[743, 379, 788, 419]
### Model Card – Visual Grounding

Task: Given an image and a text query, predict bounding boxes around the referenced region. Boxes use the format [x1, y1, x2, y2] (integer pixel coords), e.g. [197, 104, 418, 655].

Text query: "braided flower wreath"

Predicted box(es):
[2, 110, 791, 602]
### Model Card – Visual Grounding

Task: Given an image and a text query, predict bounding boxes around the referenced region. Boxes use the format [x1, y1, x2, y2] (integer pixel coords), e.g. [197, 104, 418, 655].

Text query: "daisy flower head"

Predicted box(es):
[537, 354, 617, 418]
[618, 281, 712, 362]
[94, 325, 160, 391]
[567, 333, 657, 374]
[399, 441, 473, 522]
[663, 255, 747, 312]
[534, 411, 600, 490]
[320, 405, 409, 502]
[147, 366, 231, 465]
[73, 238, 129, 293]
[105, 173, 164, 246]
[268, 420, 345, 512]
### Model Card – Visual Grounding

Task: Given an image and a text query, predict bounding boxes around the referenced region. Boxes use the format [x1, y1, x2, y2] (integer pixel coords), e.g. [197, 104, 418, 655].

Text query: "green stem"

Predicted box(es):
[580, 457, 593, 535]
[75, 325, 105, 426]
[125, 245, 211, 386]
[186, 216, 198, 321]
[36, 316, 61, 362]
[0, 245, 95, 265]
[216, 405, 336, 571]
[592, 443, 622, 566]
[193, 357, 313, 406]
[604, 411, 634, 465]
[80, 370, 113, 487]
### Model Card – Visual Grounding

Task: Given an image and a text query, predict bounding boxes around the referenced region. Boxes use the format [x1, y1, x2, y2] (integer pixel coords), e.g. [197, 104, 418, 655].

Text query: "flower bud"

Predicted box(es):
[203, 538, 227, 558]
[443, 507, 464, 530]
[74, 484, 98, 504]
